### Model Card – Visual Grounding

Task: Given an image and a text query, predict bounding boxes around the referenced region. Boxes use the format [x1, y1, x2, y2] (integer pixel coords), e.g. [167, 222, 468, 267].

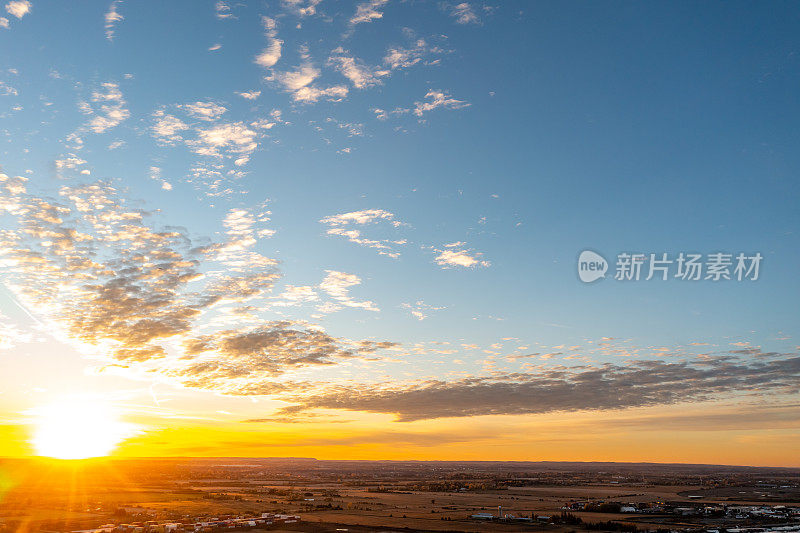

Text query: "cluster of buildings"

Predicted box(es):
[561, 500, 800, 521]
[74, 513, 301, 533]
[470, 506, 547, 522]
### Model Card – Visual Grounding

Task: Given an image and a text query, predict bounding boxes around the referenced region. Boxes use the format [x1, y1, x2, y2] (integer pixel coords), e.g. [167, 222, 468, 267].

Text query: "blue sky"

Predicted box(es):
[0, 0, 799, 461]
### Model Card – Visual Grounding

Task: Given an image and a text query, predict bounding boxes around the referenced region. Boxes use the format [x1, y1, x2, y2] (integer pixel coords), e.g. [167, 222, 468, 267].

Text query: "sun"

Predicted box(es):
[31, 398, 138, 460]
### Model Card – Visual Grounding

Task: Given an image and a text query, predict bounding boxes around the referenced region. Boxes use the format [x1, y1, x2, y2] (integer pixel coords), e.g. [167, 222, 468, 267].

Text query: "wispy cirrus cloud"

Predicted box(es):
[412, 89, 470, 117]
[282, 0, 323, 17]
[320, 209, 406, 258]
[349, 0, 388, 28]
[328, 48, 389, 89]
[104, 0, 123, 41]
[274, 61, 349, 104]
[214, 0, 233, 20]
[401, 300, 446, 321]
[448, 2, 480, 25]
[254, 16, 283, 69]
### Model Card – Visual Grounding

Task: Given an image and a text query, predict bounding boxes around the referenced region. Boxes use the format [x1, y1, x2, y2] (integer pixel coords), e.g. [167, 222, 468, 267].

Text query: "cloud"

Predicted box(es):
[84, 82, 130, 133]
[401, 300, 445, 321]
[413, 89, 470, 117]
[328, 48, 389, 89]
[179, 321, 373, 377]
[349, 0, 388, 27]
[191, 122, 258, 158]
[282, 0, 322, 17]
[236, 90, 261, 100]
[383, 31, 444, 71]
[274, 62, 348, 104]
[0, 17, 8, 29]
[254, 16, 283, 69]
[318, 270, 379, 313]
[0, 172, 396, 391]
[150, 103, 267, 196]
[0, 80, 17, 95]
[4, 1, 30, 19]
[320, 209, 406, 258]
[54, 155, 87, 172]
[431, 242, 489, 269]
[449, 2, 480, 25]
[104, 0, 123, 41]
[214, 0, 233, 19]
[275, 356, 800, 421]
[272, 285, 318, 307]
[325, 117, 363, 136]
[180, 101, 227, 121]
[0, 177, 216, 364]
[151, 110, 190, 143]
[384, 40, 426, 70]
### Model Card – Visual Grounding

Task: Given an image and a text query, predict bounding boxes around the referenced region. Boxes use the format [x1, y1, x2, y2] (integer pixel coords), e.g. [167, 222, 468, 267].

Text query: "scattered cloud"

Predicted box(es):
[214, 0, 233, 20]
[349, 0, 388, 28]
[449, 2, 480, 25]
[413, 89, 470, 117]
[5, 0, 30, 19]
[320, 209, 406, 258]
[318, 270, 379, 313]
[274, 61, 348, 104]
[54, 155, 88, 173]
[383, 30, 445, 71]
[151, 110, 189, 144]
[236, 90, 261, 100]
[104, 0, 123, 41]
[255, 16, 283, 69]
[0, 172, 395, 390]
[150, 102, 266, 196]
[401, 300, 445, 321]
[81, 82, 130, 134]
[282, 0, 322, 17]
[272, 285, 318, 307]
[431, 242, 489, 269]
[384, 40, 426, 70]
[180, 101, 227, 121]
[328, 47, 389, 89]
[0, 80, 17, 95]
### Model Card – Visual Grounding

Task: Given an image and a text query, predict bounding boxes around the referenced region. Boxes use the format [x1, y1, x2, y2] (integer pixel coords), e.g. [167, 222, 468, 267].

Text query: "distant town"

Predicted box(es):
[0, 459, 798, 533]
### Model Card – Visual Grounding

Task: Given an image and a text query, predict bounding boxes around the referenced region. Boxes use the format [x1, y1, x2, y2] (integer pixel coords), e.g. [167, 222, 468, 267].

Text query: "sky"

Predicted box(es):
[0, 0, 799, 465]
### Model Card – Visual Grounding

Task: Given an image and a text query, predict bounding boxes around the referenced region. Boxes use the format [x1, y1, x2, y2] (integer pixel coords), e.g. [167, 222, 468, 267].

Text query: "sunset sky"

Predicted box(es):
[0, 1, 799, 465]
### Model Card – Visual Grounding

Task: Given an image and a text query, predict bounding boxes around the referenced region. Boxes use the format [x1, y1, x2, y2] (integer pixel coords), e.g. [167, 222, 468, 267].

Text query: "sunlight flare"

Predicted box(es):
[30, 398, 139, 460]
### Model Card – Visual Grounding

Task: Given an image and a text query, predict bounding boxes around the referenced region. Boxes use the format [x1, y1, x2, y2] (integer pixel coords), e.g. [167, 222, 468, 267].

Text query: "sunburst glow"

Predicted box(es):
[31, 399, 138, 460]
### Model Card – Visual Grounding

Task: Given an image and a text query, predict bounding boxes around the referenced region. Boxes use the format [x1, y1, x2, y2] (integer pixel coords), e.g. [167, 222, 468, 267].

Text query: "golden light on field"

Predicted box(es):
[30, 398, 139, 460]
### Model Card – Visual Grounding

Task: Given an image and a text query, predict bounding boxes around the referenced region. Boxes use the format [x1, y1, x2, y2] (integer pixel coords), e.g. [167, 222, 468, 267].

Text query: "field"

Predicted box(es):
[0, 459, 798, 532]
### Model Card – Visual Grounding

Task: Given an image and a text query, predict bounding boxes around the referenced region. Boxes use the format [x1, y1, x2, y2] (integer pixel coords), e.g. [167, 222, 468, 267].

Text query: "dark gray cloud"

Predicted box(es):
[272, 357, 800, 421]
[0, 176, 396, 386]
